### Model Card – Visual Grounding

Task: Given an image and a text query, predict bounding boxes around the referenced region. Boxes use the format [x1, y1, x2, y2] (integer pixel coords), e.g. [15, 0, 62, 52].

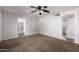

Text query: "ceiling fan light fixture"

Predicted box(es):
[40, 10, 43, 13]
[37, 10, 42, 14]
[30, 6, 49, 15]
[37, 10, 40, 13]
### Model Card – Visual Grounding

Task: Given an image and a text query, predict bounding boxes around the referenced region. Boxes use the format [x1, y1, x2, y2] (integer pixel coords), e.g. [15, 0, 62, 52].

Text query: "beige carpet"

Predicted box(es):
[0, 34, 79, 52]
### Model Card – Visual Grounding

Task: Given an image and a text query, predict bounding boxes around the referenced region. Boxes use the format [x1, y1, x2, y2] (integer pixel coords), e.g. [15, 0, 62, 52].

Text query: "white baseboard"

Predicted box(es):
[40, 32, 62, 40]
[1, 36, 18, 41]
[25, 33, 39, 36]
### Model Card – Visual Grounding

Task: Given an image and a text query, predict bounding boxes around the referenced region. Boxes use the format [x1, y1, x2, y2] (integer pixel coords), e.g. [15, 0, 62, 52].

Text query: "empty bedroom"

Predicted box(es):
[0, 6, 79, 52]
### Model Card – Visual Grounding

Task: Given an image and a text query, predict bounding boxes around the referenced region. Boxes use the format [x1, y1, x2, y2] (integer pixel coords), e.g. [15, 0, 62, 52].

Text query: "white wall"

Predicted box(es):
[39, 15, 62, 39]
[1, 12, 18, 40]
[24, 16, 39, 35]
[1, 11, 39, 40]
[75, 9, 79, 44]
[0, 9, 1, 41]
[39, 8, 79, 44]
[61, 8, 79, 44]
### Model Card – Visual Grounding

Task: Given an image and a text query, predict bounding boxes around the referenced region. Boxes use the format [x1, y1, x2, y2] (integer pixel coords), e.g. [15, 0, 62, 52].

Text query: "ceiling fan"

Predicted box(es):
[30, 6, 49, 15]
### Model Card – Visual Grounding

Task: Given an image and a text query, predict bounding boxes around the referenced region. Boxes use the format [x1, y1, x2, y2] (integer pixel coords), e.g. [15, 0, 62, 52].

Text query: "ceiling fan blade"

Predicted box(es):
[30, 6, 37, 9]
[43, 6, 47, 8]
[31, 10, 38, 13]
[42, 10, 49, 13]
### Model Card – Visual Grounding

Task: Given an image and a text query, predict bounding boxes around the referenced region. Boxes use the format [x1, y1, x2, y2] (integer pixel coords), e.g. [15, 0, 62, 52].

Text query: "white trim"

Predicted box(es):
[1, 36, 18, 41]
[25, 33, 39, 36]
[40, 32, 62, 40]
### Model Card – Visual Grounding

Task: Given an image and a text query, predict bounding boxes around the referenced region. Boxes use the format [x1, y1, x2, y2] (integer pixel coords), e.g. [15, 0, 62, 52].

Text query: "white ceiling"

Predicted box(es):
[0, 6, 79, 18]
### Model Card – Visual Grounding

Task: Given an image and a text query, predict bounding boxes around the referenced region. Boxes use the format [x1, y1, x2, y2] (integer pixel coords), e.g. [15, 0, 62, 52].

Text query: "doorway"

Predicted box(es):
[62, 14, 74, 43]
[18, 18, 25, 38]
